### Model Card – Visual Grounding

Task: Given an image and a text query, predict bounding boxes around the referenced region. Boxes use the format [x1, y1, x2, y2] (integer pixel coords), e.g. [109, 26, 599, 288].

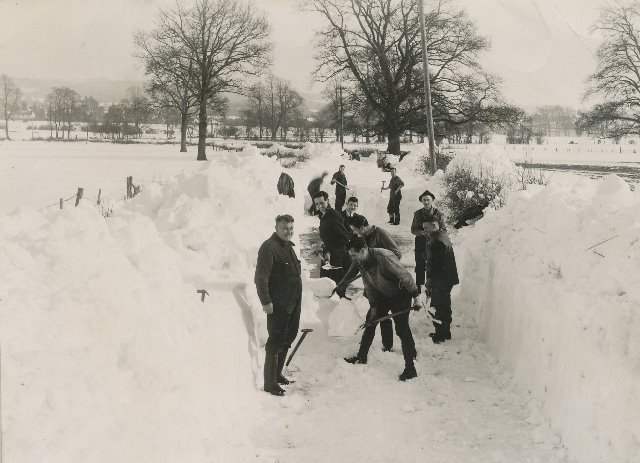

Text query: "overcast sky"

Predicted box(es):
[0, 0, 609, 108]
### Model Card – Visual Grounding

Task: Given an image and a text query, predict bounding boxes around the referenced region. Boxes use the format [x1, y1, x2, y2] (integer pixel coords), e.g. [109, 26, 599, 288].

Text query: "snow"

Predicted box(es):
[1, 138, 639, 462]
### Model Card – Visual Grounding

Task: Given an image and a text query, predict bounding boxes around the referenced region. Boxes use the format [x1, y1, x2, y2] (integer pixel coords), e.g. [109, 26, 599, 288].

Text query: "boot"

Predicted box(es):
[388, 214, 394, 224]
[398, 364, 417, 381]
[344, 355, 367, 364]
[263, 349, 285, 396]
[393, 212, 400, 225]
[277, 349, 294, 385]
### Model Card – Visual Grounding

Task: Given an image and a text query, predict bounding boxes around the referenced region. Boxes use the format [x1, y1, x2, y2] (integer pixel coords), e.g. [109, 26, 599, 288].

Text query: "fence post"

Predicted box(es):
[97, 189, 102, 205]
[59, 198, 63, 210]
[75, 188, 84, 207]
[126, 176, 133, 199]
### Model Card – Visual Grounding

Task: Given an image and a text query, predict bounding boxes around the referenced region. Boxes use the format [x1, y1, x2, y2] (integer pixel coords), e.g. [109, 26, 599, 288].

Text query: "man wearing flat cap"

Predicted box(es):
[411, 190, 447, 292]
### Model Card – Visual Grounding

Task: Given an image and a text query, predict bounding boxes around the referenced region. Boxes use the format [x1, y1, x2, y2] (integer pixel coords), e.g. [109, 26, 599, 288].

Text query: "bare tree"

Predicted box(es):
[135, 26, 199, 152]
[136, 0, 272, 160]
[264, 74, 304, 141]
[80, 96, 102, 140]
[124, 87, 152, 137]
[0, 75, 22, 140]
[46, 87, 80, 139]
[578, 2, 640, 138]
[304, 0, 516, 154]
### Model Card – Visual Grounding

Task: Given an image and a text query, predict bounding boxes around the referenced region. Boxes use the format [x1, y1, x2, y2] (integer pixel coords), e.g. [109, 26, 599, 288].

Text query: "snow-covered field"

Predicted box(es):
[1, 139, 639, 462]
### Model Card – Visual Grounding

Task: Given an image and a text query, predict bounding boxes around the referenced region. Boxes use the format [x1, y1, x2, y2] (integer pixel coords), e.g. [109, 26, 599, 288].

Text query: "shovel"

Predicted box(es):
[285, 328, 314, 367]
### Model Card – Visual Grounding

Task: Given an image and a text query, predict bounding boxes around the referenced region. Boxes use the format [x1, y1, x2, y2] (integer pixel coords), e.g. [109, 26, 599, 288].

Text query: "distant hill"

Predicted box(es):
[15, 77, 327, 114]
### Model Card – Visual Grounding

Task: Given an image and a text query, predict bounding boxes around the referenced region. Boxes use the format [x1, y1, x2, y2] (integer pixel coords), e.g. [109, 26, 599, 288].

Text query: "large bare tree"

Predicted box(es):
[136, 0, 272, 160]
[578, 2, 640, 139]
[304, 0, 517, 153]
[0, 75, 22, 140]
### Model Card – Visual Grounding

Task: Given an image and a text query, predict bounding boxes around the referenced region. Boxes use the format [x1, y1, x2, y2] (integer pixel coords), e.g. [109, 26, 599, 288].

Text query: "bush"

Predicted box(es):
[415, 147, 455, 175]
[443, 163, 508, 220]
[516, 160, 550, 189]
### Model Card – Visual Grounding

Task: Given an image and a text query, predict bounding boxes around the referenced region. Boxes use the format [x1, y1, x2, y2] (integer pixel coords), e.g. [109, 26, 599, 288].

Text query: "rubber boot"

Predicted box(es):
[277, 348, 294, 385]
[393, 212, 400, 225]
[263, 349, 285, 396]
[388, 214, 394, 224]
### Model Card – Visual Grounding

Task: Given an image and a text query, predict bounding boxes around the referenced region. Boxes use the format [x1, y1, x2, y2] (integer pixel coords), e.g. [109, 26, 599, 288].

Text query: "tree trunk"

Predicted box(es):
[180, 111, 188, 153]
[197, 97, 208, 161]
[4, 115, 9, 140]
[386, 130, 401, 155]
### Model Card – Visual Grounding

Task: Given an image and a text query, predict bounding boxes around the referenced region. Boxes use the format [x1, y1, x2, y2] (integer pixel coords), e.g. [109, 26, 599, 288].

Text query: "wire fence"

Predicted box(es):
[36, 176, 142, 217]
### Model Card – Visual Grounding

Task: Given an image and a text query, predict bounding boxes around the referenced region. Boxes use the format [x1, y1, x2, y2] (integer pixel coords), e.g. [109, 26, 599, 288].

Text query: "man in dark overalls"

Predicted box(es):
[254, 215, 302, 396]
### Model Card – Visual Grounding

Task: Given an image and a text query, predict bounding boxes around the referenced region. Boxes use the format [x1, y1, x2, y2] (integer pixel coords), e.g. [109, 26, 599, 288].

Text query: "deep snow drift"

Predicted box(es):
[1, 140, 639, 462]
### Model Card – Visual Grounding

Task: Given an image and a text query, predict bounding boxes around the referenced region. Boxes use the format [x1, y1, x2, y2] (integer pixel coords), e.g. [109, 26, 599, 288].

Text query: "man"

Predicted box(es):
[307, 171, 329, 215]
[312, 190, 351, 283]
[254, 215, 303, 396]
[423, 220, 459, 344]
[340, 196, 363, 238]
[382, 167, 404, 225]
[330, 165, 348, 212]
[411, 190, 447, 292]
[350, 215, 401, 260]
[341, 215, 401, 353]
[337, 237, 421, 381]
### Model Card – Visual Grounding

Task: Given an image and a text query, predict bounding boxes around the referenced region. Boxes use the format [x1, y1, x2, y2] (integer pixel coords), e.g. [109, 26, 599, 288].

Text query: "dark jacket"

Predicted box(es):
[340, 210, 363, 231]
[363, 226, 401, 259]
[389, 176, 404, 199]
[426, 230, 459, 287]
[411, 207, 447, 253]
[331, 171, 347, 191]
[254, 233, 302, 313]
[277, 172, 295, 198]
[342, 248, 418, 307]
[319, 207, 349, 253]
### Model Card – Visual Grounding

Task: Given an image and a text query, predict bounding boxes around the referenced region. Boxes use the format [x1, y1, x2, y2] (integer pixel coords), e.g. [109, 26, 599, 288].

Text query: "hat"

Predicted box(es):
[418, 190, 435, 201]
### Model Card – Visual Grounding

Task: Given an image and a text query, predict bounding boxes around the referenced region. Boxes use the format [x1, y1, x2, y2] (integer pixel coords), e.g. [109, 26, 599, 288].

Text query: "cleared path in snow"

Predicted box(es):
[251, 221, 567, 463]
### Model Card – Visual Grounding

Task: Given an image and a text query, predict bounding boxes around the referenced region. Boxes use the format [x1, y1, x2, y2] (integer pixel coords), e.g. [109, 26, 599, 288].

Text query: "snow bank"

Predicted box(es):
[455, 174, 640, 463]
[0, 148, 324, 462]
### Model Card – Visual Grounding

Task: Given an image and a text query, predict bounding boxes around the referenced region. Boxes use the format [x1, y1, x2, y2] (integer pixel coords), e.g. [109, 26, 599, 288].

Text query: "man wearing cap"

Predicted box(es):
[337, 237, 421, 381]
[382, 167, 404, 225]
[254, 214, 303, 396]
[411, 190, 447, 292]
[423, 220, 459, 344]
[330, 165, 348, 212]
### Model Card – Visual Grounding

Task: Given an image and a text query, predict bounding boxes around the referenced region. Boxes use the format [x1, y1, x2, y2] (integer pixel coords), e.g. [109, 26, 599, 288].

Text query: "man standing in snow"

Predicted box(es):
[330, 164, 348, 212]
[411, 190, 447, 293]
[312, 190, 351, 283]
[338, 237, 420, 381]
[307, 171, 329, 215]
[254, 215, 303, 396]
[382, 167, 404, 225]
[338, 215, 402, 353]
[423, 220, 459, 344]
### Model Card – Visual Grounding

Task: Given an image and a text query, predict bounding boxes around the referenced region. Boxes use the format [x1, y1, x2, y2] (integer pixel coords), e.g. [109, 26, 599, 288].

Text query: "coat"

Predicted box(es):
[411, 207, 447, 253]
[345, 248, 419, 308]
[363, 226, 401, 259]
[319, 207, 350, 254]
[254, 233, 302, 313]
[426, 230, 459, 287]
[277, 172, 295, 198]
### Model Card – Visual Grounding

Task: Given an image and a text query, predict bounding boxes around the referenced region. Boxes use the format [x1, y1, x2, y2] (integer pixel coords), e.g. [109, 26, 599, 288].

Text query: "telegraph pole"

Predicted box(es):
[418, 0, 437, 174]
[339, 84, 344, 149]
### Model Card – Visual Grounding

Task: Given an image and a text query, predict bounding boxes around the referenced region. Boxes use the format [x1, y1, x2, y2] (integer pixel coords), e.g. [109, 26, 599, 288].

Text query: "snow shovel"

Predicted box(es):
[285, 328, 314, 367]
[354, 303, 422, 334]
